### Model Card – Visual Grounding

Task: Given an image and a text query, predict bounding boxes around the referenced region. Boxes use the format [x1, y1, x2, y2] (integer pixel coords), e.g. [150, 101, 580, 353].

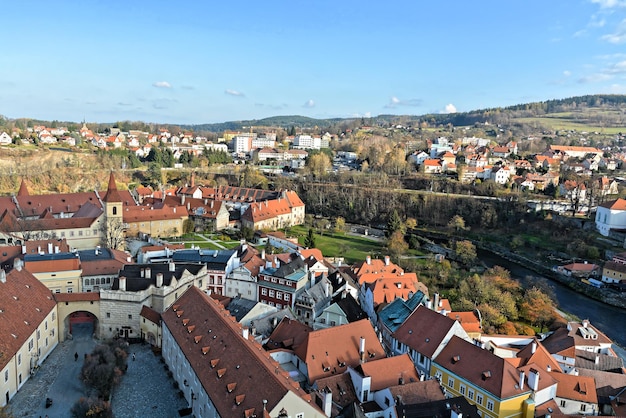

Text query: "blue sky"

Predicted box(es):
[1, 0, 626, 124]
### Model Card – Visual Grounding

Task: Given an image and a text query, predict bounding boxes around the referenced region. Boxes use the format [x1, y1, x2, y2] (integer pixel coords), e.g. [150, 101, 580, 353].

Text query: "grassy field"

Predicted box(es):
[517, 115, 625, 134]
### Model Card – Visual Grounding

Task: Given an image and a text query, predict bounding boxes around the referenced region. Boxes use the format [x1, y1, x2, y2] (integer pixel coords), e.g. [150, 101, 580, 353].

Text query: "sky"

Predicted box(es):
[2, 0, 626, 125]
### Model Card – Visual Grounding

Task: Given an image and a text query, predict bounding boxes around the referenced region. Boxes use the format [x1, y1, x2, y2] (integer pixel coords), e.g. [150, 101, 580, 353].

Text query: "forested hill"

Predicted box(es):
[181, 115, 345, 132]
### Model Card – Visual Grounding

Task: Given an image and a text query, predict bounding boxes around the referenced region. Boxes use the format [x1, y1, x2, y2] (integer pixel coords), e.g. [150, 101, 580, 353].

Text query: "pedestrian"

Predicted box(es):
[74, 352, 78, 361]
[132, 353, 136, 361]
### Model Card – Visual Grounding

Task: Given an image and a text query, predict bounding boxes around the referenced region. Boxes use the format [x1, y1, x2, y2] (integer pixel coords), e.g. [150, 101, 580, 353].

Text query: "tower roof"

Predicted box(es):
[102, 172, 122, 203]
[17, 179, 29, 196]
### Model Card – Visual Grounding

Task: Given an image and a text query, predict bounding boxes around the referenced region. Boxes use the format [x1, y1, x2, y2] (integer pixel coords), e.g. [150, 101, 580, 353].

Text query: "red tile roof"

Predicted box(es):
[393, 306, 460, 358]
[161, 287, 318, 417]
[293, 319, 386, 384]
[357, 353, 420, 391]
[54, 292, 100, 302]
[599, 198, 626, 211]
[0, 268, 57, 371]
[102, 172, 122, 203]
[140, 305, 161, 324]
[550, 371, 598, 404]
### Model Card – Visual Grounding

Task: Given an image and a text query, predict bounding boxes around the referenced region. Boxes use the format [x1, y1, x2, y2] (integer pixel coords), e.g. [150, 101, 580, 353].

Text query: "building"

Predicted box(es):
[23, 252, 82, 293]
[78, 247, 132, 292]
[432, 336, 536, 418]
[172, 249, 238, 295]
[595, 198, 626, 236]
[258, 256, 309, 310]
[0, 268, 58, 407]
[99, 262, 207, 340]
[161, 286, 325, 418]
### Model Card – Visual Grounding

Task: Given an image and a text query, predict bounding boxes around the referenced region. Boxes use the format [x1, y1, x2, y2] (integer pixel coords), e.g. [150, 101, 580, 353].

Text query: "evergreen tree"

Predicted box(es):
[304, 228, 316, 248]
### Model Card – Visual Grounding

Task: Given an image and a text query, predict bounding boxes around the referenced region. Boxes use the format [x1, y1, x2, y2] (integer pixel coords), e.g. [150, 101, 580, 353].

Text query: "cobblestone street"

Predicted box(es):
[8, 323, 188, 418]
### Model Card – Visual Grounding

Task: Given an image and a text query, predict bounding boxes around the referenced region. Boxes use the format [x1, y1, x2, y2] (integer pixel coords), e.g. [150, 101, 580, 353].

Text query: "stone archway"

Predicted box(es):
[64, 311, 99, 340]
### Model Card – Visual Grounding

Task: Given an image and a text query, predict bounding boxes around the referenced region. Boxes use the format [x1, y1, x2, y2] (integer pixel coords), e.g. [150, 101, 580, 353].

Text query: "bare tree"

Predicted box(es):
[100, 218, 126, 250]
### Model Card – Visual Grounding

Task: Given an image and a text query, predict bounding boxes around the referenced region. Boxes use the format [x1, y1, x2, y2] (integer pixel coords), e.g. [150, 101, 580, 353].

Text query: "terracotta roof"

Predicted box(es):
[0, 268, 57, 371]
[549, 145, 602, 154]
[293, 319, 386, 384]
[123, 204, 187, 223]
[315, 373, 358, 413]
[448, 311, 482, 334]
[541, 327, 576, 358]
[265, 317, 313, 351]
[24, 253, 81, 273]
[140, 305, 161, 324]
[393, 306, 459, 358]
[599, 198, 626, 210]
[435, 336, 531, 399]
[54, 292, 100, 302]
[356, 353, 420, 391]
[549, 371, 598, 404]
[514, 339, 563, 373]
[365, 276, 420, 306]
[561, 262, 599, 272]
[388, 379, 445, 405]
[161, 287, 317, 417]
[78, 248, 131, 276]
[602, 260, 626, 275]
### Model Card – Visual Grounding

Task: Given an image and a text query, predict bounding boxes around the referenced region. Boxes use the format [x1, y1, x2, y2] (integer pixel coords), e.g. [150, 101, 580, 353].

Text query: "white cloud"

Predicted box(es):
[591, 0, 626, 8]
[152, 81, 172, 88]
[578, 73, 612, 83]
[601, 18, 626, 43]
[385, 96, 422, 108]
[441, 104, 457, 114]
[225, 89, 245, 97]
[303, 99, 315, 108]
[563, 70, 572, 77]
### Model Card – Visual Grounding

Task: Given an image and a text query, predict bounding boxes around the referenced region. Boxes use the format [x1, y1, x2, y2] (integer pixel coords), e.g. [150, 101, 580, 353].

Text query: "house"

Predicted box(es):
[601, 261, 626, 285]
[446, 311, 482, 340]
[391, 305, 470, 377]
[377, 291, 427, 352]
[347, 354, 420, 403]
[172, 248, 238, 295]
[267, 318, 386, 386]
[422, 159, 443, 174]
[161, 287, 325, 418]
[223, 296, 278, 330]
[548, 145, 603, 160]
[78, 247, 131, 292]
[555, 262, 599, 278]
[0, 131, 12, 145]
[490, 166, 511, 185]
[549, 372, 598, 415]
[24, 252, 82, 293]
[0, 268, 58, 407]
[313, 293, 368, 330]
[432, 336, 537, 418]
[595, 198, 626, 236]
[293, 276, 332, 327]
[258, 255, 309, 310]
[224, 246, 264, 300]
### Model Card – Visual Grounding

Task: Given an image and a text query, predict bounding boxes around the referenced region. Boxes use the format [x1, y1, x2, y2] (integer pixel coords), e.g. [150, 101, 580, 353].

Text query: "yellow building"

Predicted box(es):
[432, 336, 535, 418]
[0, 268, 58, 407]
[23, 252, 82, 293]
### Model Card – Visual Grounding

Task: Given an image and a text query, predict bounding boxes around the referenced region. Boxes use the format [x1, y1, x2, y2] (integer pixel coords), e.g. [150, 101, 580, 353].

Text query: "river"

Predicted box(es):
[479, 250, 626, 359]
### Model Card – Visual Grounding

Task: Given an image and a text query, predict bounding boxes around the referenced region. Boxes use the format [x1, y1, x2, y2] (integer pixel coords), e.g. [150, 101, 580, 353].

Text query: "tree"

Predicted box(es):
[71, 397, 113, 418]
[0, 407, 14, 418]
[448, 215, 467, 232]
[405, 217, 417, 230]
[386, 209, 405, 237]
[334, 216, 346, 233]
[182, 219, 195, 235]
[307, 153, 331, 178]
[304, 228, 316, 248]
[387, 230, 409, 258]
[520, 286, 555, 332]
[100, 218, 126, 250]
[453, 240, 476, 265]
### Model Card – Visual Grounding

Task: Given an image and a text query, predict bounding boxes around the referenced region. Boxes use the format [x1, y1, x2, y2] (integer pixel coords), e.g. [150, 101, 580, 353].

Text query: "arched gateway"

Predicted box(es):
[54, 293, 100, 341]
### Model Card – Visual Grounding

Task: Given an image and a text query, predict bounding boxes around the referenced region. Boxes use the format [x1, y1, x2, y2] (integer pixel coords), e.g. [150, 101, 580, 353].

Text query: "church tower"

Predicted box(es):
[102, 172, 123, 220]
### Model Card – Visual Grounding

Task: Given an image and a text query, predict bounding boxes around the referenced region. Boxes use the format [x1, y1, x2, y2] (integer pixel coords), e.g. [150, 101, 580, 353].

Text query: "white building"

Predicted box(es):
[595, 198, 626, 236]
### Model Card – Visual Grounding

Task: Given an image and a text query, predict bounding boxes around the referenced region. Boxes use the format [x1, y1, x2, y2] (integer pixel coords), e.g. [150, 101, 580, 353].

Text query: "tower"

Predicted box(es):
[101, 172, 125, 250]
[102, 172, 123, 220]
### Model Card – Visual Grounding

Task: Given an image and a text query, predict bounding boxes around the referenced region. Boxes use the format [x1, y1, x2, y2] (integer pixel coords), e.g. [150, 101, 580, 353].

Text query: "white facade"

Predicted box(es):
[595, 201, 626, 236]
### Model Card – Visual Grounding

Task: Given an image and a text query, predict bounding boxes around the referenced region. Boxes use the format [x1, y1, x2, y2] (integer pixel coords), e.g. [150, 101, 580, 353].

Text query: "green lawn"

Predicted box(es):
[517, 116, 624, 134]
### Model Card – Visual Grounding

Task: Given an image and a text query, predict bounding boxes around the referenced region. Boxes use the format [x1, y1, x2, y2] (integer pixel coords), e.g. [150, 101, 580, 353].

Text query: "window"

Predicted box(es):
[52, 312, 55, 321]
[78, 230, 83, 236]
[487, 400, 494, 411]
[460, 385, 466, 395]
[37, 330, 40, 340]
[468, 389, 474, 400]
[112, 207, 117, 215]
[199, 280, 203, 288]
[128, 314, 132, 320]
[45, 321, 48, 331]
[17, 354, 21, 365]
[560, 400, 566, 407]
[261, 288, 267, 296]
[580, 404, 586, 412]
[269, 290, 275, 298]
[67, 288, 73, 293]
[28, 339, 34, 351]
[276, 292, 282, 299]
[476, 394, 483, 405]
[106, 312, 111, 318]
[4, 370, 8, 382]
[276, 303, 282, 309]
[284, 293, 290, 301]
[296, 414, 304, 418]
[447, 377, 454, 388]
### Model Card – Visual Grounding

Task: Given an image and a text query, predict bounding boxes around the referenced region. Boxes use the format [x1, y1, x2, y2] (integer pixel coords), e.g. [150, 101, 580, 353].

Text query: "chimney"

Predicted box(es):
[261, 249, 266, 260]
[181, 194, 185, 205]
[366, 255, 371, 265]
[119, 276, 126, 291]
[140, 268, 145, 278]
[169, 262, 176, 272]
[0, 270, 6, 284]
[384, 255, 390, 266]
[47, 242, 53, 254]
[242, 327, 249, 340]
[546, 364, 551, 372]
[55, 245, 59, 254]
[359, 337, 366, 362]
[528, 368, 540, 391]
[187, 202, 190, 211]
[145, 267, 151, 279]
[324, 281, 330, 297]
[519, 371, 525, 390]
[433, 292, 440, 310]
[210, 201, 214, 209]
[156, 273, 163, 288]
[595, 355, 599, 365]
[531, 341, 537, 354]
[322, 387, 332, 417]
[582, 319, 589, 328]
[21, 245, 26, 254]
